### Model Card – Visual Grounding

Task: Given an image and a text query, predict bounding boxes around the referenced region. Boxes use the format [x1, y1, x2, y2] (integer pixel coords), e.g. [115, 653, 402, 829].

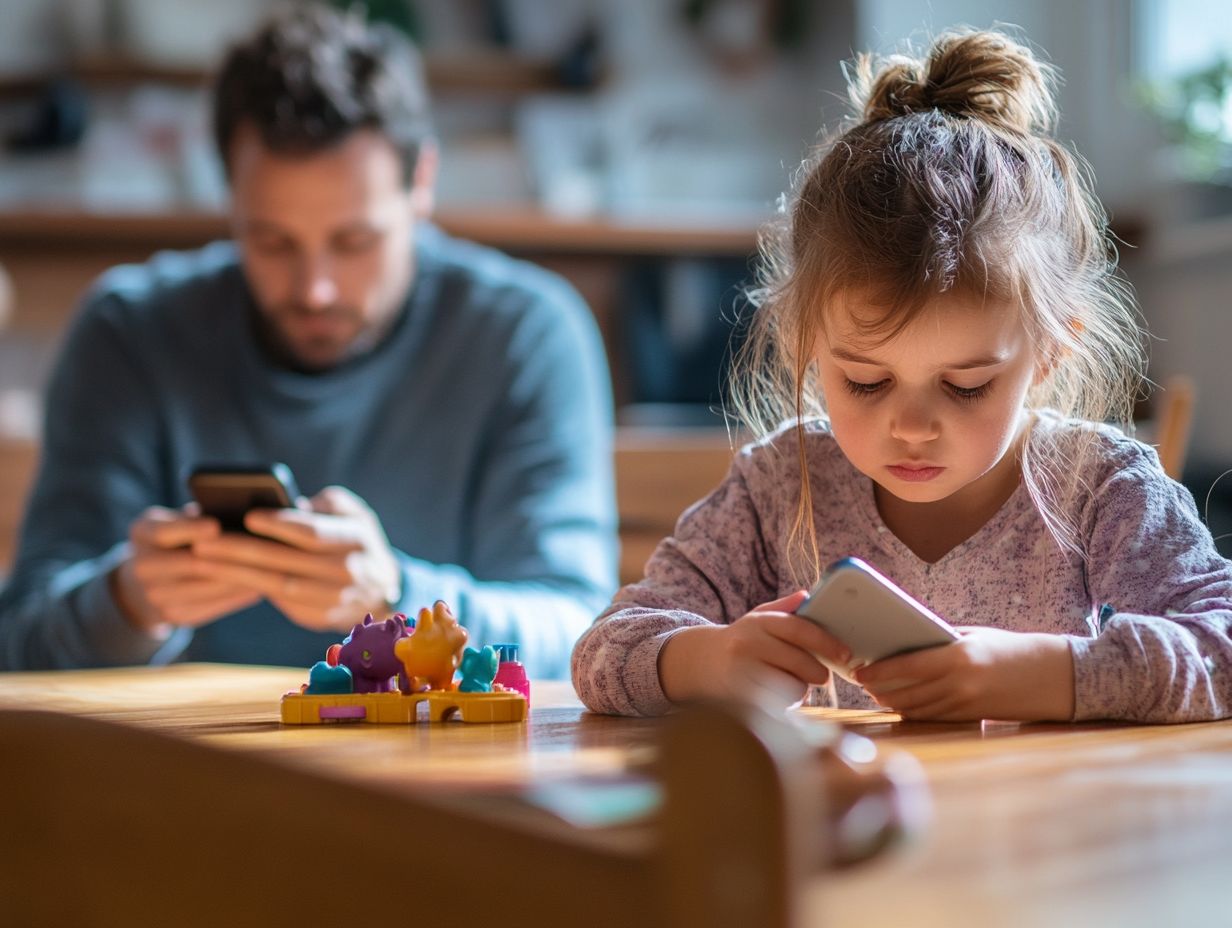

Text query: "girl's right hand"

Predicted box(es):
[658, 590, 853, 709]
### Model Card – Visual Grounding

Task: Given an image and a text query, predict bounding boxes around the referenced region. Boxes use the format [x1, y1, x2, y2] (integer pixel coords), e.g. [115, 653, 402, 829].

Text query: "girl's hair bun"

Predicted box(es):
[851, 29, 1057, 136]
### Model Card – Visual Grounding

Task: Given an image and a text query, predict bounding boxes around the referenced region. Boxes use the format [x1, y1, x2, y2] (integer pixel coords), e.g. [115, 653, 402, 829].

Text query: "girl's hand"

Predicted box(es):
[854, 627, 1075, 722]
[658, 591, 854, 710]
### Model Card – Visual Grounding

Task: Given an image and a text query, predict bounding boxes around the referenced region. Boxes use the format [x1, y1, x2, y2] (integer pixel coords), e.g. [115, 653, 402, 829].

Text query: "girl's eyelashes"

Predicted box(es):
[842, 378, 889, 397]
[840, 377, 994, 402]
[946, 381, 993, 402]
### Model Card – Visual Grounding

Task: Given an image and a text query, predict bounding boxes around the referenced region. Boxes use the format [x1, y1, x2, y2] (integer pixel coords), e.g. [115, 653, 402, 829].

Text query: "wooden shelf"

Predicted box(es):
[0, 206, 761, 257]
[0, 210, 227, 247]
[69, 54, 211, 88]
[424, 51, 580, 96]
[438, 206, 760, 256]
[0, 50, 582, 98]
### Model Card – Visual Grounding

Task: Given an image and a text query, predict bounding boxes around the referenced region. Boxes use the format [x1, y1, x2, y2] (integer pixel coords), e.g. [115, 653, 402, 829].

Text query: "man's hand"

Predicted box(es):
[111, 506, 263, 636]
[658, 591, 853, 710]
[191, 486, 402, 633]
[854, 627, 1076, 722]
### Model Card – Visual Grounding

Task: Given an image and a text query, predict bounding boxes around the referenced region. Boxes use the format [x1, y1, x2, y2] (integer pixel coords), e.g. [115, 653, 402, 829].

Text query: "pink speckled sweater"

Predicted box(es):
[572, 416, 1232, 722]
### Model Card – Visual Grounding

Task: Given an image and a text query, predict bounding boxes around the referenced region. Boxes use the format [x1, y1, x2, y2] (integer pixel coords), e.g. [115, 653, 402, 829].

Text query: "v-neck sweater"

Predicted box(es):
[572, 415, 1232, 722]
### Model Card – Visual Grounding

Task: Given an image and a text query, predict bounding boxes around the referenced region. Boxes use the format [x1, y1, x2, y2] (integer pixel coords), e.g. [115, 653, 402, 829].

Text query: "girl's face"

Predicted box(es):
[816, 293, 1042, 506]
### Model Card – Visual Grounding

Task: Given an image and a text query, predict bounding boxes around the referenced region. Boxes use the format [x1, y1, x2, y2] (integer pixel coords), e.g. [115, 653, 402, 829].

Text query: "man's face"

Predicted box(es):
[228, 125, 435, 370]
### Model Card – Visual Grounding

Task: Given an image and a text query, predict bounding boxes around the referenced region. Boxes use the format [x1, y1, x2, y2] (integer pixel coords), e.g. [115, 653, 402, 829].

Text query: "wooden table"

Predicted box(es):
[1, 664, 1230, 926]
[0, 664, 663, 793]
[814, 711, 1232, 926]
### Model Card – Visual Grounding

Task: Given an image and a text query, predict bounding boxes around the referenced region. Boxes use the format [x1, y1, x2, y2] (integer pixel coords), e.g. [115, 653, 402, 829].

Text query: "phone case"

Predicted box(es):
[795, 557, 959, 683]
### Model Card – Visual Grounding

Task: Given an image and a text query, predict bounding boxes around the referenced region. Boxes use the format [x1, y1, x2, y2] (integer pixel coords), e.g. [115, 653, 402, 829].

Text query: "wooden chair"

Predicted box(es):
[615, 427, 737, 585]
[1152, 375, 1196, 480]
[0, 703, 911, 928]
[0, 436, 38, 574]
[0, 260, 12, 330]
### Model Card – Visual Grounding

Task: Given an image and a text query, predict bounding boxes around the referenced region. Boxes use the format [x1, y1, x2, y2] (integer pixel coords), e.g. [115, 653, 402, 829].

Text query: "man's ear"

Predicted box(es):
[409, 142, 438, 219]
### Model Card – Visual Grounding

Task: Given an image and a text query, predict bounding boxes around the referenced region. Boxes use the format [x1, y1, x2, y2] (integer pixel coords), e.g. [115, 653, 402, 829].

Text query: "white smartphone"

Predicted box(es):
[794, 557, 960, 683]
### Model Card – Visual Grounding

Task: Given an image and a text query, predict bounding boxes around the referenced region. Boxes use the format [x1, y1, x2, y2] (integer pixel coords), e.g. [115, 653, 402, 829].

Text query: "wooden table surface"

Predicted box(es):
[2, 664, 1230, 926]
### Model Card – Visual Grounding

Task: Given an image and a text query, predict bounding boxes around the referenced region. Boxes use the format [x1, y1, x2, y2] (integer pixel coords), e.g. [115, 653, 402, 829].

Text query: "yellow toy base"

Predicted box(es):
[280, 690, 527, 725]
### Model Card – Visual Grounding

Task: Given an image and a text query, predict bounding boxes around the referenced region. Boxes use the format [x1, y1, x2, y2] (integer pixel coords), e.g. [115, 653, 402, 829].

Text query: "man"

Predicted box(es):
[0, 5, 616, 676]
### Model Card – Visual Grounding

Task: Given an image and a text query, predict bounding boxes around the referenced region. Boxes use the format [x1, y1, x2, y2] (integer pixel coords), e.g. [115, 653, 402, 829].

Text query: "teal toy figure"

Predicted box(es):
[305, 661, 354, 695]
[457, 646, 499, 693]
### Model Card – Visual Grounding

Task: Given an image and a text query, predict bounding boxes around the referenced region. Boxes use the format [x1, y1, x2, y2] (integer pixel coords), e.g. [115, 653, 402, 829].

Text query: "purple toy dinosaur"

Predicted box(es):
[337, 613, 410, 694]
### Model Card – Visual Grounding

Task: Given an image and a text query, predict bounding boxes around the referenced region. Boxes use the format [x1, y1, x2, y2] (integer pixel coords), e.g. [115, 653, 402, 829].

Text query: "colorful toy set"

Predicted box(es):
[280, 601, 528, 725]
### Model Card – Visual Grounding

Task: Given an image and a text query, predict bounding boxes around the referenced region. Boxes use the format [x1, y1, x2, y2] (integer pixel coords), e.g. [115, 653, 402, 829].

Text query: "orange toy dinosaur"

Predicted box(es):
[394, 601, 469, 692]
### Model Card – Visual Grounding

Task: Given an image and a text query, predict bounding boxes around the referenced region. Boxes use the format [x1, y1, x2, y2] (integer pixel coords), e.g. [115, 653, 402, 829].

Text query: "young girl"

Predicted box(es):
[572, 29, 1232, 723]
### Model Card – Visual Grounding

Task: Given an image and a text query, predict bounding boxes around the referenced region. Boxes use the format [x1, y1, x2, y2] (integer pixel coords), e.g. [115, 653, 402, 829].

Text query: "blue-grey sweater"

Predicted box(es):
[0, 225, 617, 677]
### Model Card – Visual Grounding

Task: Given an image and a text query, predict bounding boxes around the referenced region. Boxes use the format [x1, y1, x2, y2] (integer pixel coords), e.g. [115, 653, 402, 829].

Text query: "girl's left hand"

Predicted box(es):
[853, 628, 1076, 722]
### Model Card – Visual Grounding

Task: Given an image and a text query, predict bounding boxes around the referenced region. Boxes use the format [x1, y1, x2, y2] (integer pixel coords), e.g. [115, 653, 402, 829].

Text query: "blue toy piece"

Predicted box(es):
[457, 645, 500, 693]
[306, 661, 354, 695]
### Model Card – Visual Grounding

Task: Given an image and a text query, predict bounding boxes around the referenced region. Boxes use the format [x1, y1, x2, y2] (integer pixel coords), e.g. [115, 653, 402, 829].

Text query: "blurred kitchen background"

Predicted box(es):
[2, 0, 1232, 564]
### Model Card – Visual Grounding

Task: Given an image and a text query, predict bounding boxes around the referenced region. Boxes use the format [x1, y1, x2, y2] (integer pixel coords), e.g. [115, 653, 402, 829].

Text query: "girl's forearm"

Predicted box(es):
[658, 625, 723, 704]
[1029, 634, 1077, 721]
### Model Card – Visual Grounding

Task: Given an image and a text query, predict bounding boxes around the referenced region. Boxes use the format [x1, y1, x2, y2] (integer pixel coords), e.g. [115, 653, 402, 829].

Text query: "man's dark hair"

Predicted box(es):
[212, 3, 433, 184]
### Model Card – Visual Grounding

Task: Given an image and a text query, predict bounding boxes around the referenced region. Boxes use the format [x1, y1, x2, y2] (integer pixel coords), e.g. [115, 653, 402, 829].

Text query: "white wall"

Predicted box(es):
[594, 0, 856, 217]
[856, 0, 1158, 213]
[0, 0, 66, 75]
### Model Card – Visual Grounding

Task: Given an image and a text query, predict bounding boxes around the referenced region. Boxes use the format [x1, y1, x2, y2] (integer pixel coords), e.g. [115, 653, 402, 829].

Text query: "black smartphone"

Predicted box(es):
[187, 463, 301, 533]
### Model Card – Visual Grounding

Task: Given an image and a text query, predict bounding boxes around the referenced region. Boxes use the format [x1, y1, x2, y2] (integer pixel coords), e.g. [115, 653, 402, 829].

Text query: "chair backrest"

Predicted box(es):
[0, 436, 38, 574]
[614, 427, 737, 585]
[1153, 374, 1196, 480]
[0, 261, 12, 330]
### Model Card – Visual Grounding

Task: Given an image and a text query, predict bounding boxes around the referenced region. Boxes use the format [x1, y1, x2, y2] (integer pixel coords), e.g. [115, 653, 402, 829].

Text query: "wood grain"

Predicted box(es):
[0, 665, 647, 793]
[0, 667, 839, 928]
[1, 665, 1230, 925]
[807, 709, 1232, 926]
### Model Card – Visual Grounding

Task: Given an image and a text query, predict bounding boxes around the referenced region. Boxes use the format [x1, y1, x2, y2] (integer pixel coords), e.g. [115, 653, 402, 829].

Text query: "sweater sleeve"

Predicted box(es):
[1070, 448, 1232, 722]
[391, 277, 618, 680]
[0, 294, 190, 669]
[571, 453, 781, 717]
